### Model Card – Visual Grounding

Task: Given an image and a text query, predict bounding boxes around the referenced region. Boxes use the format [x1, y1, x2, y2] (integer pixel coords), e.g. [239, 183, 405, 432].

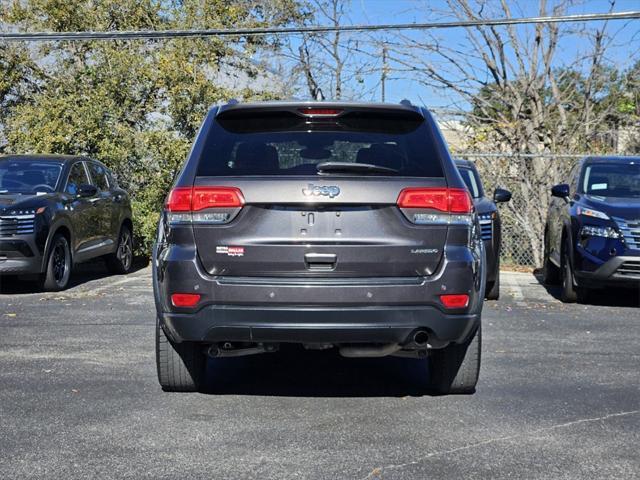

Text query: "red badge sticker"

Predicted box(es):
[216, 246, 245, 257]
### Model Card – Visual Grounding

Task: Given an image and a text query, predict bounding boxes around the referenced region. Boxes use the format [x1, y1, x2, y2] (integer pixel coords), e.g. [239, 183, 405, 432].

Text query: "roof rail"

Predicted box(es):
[400, 99, 412, 106]
[227, 98, 240, 105]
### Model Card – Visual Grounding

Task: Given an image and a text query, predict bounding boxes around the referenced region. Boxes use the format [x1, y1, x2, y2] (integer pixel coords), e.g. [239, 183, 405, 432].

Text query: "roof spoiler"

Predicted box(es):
[215, 101, 425, 120]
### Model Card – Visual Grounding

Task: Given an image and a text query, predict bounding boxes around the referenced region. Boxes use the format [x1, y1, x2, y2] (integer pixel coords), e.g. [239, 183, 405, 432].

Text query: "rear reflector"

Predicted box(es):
[440, 294, 470, 308]
[298, 108, 343, 116]
[397, 188, 473, 213]
[166, 187, 244, 212]
[171, 293, 201, 307]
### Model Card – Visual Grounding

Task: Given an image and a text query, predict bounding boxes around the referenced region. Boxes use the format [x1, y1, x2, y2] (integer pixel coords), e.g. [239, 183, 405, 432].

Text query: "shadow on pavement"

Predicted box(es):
[202, 344, 440, 398]
[0, 257, 148, 295]
[532, 271, 640, 307]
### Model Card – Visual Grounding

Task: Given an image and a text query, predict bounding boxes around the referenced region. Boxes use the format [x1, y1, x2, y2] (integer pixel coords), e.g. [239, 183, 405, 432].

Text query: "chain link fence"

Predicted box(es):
[456, 153, 582, 268]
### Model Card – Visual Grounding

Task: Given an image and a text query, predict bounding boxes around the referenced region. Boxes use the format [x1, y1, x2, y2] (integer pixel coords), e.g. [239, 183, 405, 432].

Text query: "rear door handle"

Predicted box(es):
[304, 253, 337, 271]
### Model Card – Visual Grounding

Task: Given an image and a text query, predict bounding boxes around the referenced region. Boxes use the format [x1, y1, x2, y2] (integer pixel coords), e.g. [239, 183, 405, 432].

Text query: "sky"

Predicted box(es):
[296, 0, 640, 108]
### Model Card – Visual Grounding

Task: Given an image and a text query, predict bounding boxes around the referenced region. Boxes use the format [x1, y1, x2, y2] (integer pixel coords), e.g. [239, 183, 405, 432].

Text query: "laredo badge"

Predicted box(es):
[216, 246, 245, 257]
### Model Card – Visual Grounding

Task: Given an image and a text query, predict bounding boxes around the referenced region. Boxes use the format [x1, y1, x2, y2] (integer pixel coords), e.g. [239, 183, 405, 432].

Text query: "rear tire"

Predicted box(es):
[428, 325, 481, 395]
[543, 257, 561, 285]
[560, 237, 577, 303]
[41, 234, 72, 292]
[106, 225, 133, 274]
[156, 317, 206, 392]
[542, 235, 560, 285]
[486, 272, 500, 300]
[576, 286, 590, 304]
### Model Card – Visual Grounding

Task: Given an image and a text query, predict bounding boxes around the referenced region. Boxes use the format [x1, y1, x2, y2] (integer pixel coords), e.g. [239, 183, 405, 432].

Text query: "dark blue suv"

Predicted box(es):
[455, 159, 511, 300]
[543, 156, 640, 302]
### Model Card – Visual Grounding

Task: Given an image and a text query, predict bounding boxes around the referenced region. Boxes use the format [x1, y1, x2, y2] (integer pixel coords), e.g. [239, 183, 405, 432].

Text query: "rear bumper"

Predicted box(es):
[160, 305, 480, 348]
[575, 255, 640, 287]
[154, 238, 485, 348]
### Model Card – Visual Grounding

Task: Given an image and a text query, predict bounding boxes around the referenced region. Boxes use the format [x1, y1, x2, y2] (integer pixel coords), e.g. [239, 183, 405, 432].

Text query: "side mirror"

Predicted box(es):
[493, 188, 512, 203]
[551, 184, 570, 200]
[78, 184, 98, 198]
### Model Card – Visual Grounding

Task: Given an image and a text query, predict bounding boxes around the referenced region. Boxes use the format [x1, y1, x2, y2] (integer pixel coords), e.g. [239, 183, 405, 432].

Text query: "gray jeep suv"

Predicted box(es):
[153, 101, 485, 394]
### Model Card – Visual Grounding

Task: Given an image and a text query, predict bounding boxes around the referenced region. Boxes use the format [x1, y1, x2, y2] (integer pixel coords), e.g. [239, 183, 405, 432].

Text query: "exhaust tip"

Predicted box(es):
[413, 330, 429, 346]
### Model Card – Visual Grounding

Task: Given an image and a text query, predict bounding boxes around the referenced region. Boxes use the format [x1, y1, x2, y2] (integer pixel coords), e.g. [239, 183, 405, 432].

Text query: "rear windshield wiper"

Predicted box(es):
[316, 162, 399, 175]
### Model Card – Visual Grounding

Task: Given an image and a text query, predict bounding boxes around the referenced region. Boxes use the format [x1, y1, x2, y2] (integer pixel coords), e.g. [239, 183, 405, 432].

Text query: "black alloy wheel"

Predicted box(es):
[106, 225, 134, 274]
[42, 234, 71, 291]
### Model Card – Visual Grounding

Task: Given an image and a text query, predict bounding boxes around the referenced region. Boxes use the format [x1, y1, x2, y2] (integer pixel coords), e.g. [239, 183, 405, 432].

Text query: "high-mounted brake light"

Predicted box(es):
[298, 108, 343, 116]
[166, 187, 244, 212]
[171, 293, 201, 308]
[397, 188, 473, 213]
[440, 294, 469, 309]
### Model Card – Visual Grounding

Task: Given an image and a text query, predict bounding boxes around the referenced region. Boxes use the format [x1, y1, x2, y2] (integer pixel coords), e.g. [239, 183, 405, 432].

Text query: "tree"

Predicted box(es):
[0, 43, 40, 128]
[387, 0, 635, 265]
[614, 61, 640, 153]
[0, 0, 306, 254]
[286, 0, 375, 100]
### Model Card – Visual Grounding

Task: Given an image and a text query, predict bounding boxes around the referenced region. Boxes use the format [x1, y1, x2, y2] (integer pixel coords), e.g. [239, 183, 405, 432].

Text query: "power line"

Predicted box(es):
[456, 153, 639, 159]
[1, 11, 639, 42]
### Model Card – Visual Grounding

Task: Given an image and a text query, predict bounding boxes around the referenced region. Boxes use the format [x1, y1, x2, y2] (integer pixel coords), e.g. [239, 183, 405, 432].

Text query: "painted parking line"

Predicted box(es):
[82, 274, 148, 295]
[502, 271, 525, 301]
[499, 271, 560, 304]
[19, 267, 153, 299]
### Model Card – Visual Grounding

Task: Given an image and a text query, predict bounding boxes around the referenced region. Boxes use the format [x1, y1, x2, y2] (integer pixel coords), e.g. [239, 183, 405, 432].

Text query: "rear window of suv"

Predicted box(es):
[196, 109, 445, 177]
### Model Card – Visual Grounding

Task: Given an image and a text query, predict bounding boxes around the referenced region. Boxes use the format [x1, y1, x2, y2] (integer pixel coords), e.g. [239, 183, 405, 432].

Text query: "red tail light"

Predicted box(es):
[298, 108, 343, 116]
[440, 294, 469, 308]
[171, 293, 201, 307]
[166, 187, 192, 212]
[397, 188, 473, 213]
[191, 187, 244, 211]
[166, 187, 244, 212]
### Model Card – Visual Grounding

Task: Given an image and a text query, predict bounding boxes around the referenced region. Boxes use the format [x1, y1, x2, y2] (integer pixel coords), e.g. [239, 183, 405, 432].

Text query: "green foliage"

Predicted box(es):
[0, 43, 39, 119]
[129, 131, 191, 254]
[469, 63, 640, 154]
[0, 0, 306, 256]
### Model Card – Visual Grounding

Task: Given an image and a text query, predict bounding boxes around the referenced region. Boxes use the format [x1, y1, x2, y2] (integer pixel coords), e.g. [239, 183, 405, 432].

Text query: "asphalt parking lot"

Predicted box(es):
[0, 264, 638, 479]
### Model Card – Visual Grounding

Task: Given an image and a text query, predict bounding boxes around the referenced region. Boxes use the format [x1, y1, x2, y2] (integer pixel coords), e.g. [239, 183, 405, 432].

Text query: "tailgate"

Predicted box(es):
[192, 178, 448, 277]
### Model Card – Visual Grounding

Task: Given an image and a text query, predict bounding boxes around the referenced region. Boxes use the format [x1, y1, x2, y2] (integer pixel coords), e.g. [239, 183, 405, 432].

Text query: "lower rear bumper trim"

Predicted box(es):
[160, 305, 480, 348]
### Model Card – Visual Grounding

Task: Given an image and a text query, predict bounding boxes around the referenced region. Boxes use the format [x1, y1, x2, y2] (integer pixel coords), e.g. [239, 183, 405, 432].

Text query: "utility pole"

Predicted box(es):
[381, 44, 387, 102]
